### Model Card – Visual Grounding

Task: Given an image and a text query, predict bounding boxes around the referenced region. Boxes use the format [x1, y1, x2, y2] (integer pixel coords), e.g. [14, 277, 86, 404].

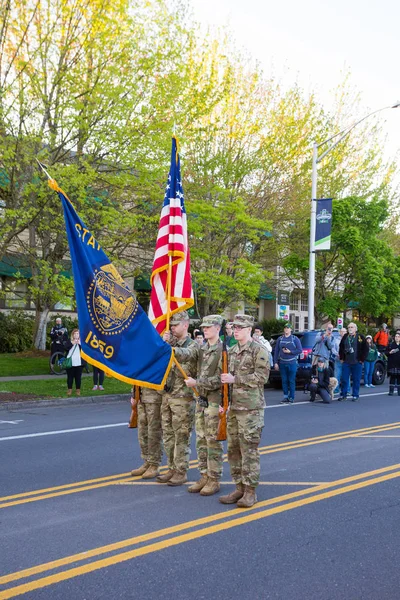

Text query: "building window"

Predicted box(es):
[295, 315, 300, 331]
[304, 317, 309, 330]
[290, 292, 299, 311]
[4, 280, 30, 309]
[301, 294, 308, 312]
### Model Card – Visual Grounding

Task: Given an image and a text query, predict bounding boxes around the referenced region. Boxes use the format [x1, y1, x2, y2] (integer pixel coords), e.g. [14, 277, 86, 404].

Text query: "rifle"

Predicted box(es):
[128, 385, 140, 428]
[217, 321, 230, 441]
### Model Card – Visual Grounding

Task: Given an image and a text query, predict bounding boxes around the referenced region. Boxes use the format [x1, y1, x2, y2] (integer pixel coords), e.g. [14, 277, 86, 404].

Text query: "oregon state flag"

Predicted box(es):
[50, 180, 173, 390]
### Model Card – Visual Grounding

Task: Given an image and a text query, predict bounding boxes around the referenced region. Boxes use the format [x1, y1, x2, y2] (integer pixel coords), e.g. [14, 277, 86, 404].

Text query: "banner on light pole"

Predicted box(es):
[314, 198, 332, 251]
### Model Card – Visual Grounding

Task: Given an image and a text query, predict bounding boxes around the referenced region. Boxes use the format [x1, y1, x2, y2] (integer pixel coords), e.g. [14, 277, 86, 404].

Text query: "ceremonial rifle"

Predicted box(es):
[128, 385, 140, 428]
[217, 321, 230, 441]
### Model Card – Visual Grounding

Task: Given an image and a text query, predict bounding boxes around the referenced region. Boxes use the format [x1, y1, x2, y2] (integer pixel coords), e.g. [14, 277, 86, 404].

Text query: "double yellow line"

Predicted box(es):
[1, 461, 400, 599]
[1, 419, 400, 510]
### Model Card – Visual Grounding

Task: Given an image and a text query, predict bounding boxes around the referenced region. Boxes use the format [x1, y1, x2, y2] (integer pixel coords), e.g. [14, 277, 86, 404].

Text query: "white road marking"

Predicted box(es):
[0, 423, 127, 442]
[357, 435, 400, 438]
[0, 389, 390, 440]
[0, 420, 23, 425]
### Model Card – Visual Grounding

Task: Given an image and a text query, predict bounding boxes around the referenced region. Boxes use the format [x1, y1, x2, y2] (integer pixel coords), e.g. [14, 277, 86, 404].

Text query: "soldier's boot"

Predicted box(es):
[167, 471, 188, 486]
[237, 486, 257, 508]
[219, 483, 244, 505]
[156, 469, 174, 483]
[389, 386, 395, 396]
[141, 464, 159, 479]
[130, 462, 149, 477]
[200, 477, 220, 496]
[187, 474, 208, 493]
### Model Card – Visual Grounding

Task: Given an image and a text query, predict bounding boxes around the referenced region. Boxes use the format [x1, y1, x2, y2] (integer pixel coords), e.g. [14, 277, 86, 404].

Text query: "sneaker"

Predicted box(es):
[352, 396, 359, 402]
[99, 385, 104, 390]
[280, 398, 289, 404]
[365, 384, 370, 388]
[92, 385, 98, 391]
[288, 398, 294, 404]
[337, 396, 347, 402]
[370, 384, 375, 388]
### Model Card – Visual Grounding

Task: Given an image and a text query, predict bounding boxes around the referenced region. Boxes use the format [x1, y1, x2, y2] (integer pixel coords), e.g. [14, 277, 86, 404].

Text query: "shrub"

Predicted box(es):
[258, 319, 289, 340]
[0, 310, 35, 353]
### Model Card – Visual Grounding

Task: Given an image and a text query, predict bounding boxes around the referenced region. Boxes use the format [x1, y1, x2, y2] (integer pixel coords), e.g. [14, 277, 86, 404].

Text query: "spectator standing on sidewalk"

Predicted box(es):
[274, 323, 302, 404]
[364, 335, 378, 388]
[338, 322, 368, 402]
[65, 329, 85, 397]
[92, 366, 105, 391]
[332, 327, 347, 393]
[312, 323, 334, 366]
[50, 317, 68, 363]
[374, 323, 390, 352]
[386, 333, 400, 396]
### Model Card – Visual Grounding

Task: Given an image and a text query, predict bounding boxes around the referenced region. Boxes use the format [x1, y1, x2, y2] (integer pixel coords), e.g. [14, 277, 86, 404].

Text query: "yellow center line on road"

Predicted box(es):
[1, 464, 400, 599]
[1, 461, 400, 589]
[2, 420, 400, 509]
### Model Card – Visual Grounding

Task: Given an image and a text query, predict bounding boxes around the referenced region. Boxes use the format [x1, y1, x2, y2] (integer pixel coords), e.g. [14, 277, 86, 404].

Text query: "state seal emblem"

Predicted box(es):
[87, 264, 138, 335]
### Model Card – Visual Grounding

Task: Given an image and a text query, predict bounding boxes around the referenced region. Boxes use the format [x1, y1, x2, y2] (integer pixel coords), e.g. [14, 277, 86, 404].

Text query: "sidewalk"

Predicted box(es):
[0, 373, 93, 382]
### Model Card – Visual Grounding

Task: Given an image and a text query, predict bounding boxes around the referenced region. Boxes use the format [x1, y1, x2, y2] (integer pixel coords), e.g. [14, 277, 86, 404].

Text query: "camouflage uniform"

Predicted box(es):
[174, 316, 223, 481]
[137, 387, 163, 467]
[161, 323, 197, 476]
[225, 318, 270, 488]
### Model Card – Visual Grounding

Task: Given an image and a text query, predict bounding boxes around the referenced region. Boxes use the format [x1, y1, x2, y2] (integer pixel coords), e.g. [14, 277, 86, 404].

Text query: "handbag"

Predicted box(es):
[65, 344, 78, 369]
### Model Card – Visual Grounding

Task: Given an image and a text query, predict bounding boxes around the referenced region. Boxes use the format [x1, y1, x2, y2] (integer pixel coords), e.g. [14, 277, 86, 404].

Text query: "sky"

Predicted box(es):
[189, 0, 400, 165]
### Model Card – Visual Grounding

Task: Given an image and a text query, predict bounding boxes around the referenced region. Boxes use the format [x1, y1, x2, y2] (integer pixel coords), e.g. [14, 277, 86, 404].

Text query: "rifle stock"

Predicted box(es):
[217, 323, 230, 442]
[128, 385, 140, 428]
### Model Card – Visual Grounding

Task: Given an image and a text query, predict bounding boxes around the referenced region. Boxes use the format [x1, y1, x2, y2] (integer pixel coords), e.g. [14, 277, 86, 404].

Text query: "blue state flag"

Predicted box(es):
[51, 180, 173, 390]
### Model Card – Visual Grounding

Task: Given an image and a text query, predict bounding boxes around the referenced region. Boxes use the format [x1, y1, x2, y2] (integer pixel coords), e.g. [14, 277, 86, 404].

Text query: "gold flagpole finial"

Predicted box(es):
[36, 158, 61, 192]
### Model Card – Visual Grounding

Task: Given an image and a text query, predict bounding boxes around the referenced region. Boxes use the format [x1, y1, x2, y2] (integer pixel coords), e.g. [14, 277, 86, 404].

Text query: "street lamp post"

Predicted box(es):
[308, 102, 400, 331]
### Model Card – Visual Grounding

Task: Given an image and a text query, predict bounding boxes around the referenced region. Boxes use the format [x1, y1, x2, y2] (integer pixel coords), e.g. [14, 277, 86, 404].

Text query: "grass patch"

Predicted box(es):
[0, 374, 132, 399]
[0, 351, 51, 376]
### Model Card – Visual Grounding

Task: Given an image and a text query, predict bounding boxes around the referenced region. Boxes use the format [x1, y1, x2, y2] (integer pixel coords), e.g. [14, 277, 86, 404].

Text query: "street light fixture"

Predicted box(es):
[307, 102, 400, 331]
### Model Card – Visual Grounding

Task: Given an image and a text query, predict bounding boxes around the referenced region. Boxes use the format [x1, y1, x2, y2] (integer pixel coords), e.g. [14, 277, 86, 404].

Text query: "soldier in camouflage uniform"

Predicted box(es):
[173, 314, 224, 496]
[130, 387, 163, 479]
[219, 314, 270, 508]
[157, 311, 197, 487]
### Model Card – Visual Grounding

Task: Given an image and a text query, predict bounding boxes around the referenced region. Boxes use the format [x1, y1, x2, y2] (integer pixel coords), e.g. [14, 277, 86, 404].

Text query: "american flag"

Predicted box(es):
[148, 137, 194, 334]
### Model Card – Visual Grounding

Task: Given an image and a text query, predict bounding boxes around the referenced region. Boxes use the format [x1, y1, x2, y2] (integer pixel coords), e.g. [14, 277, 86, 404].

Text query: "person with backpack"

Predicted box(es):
[364, 335, 378, 388]
[273, 323, 302, 404]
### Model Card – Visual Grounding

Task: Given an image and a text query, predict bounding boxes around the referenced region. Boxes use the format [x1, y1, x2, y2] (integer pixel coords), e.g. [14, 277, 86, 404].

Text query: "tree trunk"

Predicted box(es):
[34, 308, 50, 350]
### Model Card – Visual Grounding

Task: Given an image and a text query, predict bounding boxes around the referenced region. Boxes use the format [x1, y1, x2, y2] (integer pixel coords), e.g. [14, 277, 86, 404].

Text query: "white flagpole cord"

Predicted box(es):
[35, 158, 53, 181]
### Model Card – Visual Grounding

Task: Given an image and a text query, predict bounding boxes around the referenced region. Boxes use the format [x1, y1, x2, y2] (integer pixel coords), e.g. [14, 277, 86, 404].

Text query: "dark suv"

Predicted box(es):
[269, 329, 386, 388]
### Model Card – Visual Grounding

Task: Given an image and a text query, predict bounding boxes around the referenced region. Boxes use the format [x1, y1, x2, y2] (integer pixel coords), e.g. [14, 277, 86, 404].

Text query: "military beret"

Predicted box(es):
[200, 314, 224, 327]
[170, 311, 190, 325]
[232, 314, 254, 328]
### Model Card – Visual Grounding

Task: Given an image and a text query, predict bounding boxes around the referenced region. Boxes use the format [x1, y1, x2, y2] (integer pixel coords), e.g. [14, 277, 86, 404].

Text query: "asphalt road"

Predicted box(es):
[1, 381, 400, 599]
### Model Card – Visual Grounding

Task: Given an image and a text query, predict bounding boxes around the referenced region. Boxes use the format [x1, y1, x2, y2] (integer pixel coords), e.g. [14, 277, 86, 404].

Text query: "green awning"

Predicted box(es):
[0, 254, 72, 279]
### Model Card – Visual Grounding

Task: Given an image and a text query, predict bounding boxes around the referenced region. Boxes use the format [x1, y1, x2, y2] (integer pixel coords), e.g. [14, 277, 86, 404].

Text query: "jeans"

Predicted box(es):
[364, 361, 375, 386]
[341, 362, 362, 398]
[279, 362, 297, 400]
[334, 359, 342, 392]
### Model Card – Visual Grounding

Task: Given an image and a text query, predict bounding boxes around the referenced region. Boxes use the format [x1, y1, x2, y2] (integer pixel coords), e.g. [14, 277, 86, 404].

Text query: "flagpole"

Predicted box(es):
[166, 255, 173, 331]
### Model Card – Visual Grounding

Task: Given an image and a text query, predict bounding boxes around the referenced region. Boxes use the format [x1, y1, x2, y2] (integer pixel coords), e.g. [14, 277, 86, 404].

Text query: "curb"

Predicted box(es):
[0, 393, 131, 411]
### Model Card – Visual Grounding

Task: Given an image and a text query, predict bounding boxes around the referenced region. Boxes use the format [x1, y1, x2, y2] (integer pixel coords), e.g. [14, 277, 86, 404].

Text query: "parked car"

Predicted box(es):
[269, 329, 386, 388]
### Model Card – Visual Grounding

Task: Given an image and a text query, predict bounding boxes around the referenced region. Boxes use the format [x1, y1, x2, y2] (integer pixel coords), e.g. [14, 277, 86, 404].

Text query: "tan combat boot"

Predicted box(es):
[200, 478, 220, 496]
[167, 471, 188, 486]
[237, 485, 257, 508]
[76, 389, 81, 396]
[141, 464, 159, 479]
[156, 469, 174, 483]
[219, 483, 244, 504]
[67, 389, 72, 396]
[188, 474, 208, 493]
[130, 462, 149, 477]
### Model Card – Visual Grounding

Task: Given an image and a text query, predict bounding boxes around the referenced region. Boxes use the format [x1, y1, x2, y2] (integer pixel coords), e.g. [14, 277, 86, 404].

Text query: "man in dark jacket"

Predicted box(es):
[338, 322, 368, 402]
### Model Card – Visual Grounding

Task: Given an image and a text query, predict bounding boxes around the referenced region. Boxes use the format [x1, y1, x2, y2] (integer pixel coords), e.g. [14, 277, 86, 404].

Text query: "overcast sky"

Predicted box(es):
[189, 0, 400, 164]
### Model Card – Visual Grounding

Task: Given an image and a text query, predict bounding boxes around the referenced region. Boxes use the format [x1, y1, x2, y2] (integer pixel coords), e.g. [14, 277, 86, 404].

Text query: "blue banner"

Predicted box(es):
[315, 198, 332, 251]
[54, 182, 173, 390]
